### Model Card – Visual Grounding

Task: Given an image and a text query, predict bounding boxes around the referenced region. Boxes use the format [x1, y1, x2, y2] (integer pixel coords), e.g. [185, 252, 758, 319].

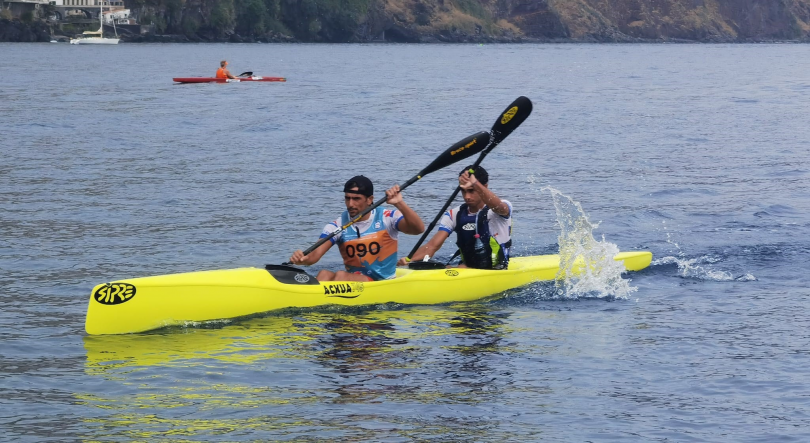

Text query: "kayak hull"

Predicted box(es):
[85, 251, 652, 335]
[173, 76, 286, 83]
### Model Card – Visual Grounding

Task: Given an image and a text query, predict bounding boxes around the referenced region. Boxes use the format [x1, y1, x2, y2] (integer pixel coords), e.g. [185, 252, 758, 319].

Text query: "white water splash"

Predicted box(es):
[657, 221, 756, 282]
[653, 255, 757, 282]
[543, 187, 637, 299]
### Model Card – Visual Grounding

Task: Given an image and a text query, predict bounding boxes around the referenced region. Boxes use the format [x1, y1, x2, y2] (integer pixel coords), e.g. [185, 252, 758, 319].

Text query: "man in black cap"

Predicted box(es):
[289, 176, 425, 282]
[399, 165, 512, 269]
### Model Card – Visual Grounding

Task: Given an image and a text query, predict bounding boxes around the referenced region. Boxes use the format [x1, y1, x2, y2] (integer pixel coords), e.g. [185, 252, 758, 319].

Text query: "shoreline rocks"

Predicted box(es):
[0, 18, 51, 42]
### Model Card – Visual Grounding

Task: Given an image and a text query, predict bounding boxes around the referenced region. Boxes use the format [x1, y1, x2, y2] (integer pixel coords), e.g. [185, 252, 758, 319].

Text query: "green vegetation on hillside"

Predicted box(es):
[116, 0, 810, 42]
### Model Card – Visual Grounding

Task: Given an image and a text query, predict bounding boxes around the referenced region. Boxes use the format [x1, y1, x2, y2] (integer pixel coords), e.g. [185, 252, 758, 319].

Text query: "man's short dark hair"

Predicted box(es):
[459, 165, 488, 185]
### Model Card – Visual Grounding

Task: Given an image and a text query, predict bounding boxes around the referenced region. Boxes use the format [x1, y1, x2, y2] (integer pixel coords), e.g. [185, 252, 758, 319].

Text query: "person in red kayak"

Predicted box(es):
[215, 60, 237, 79]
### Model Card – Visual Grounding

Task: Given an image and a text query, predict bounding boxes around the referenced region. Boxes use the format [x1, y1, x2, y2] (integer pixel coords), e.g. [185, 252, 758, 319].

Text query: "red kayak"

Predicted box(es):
[173, 76, 286, 84]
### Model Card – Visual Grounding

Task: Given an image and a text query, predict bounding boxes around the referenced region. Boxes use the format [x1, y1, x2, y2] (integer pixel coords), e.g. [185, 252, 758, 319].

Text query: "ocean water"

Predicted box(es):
[1, 42, 809, 442]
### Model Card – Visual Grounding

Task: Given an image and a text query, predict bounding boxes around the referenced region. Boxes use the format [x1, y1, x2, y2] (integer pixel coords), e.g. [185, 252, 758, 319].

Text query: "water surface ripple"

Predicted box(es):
[1, 43, 809, 442]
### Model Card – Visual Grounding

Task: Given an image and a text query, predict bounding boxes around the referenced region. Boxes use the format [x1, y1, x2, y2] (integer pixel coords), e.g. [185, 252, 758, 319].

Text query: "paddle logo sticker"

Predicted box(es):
[501, 106, 518, 124]
[94, 283, 136, 305]
[450, 137, 478, 156]
[445, 270, 459, 277]
[324, 282, 364, 298]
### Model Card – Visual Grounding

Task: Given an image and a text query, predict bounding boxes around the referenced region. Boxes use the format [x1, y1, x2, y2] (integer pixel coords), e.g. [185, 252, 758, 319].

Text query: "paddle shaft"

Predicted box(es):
[294, 130, 490, 258]
[405, 147, 493, 260]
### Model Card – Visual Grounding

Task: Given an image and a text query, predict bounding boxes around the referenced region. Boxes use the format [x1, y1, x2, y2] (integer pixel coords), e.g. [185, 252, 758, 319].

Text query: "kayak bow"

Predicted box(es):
[85, 251, 652, 335]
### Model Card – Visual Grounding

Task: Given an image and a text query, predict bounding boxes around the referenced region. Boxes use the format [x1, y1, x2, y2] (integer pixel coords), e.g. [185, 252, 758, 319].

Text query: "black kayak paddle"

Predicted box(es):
[405, 96, 533, 262]
[284, 130, 491, 263]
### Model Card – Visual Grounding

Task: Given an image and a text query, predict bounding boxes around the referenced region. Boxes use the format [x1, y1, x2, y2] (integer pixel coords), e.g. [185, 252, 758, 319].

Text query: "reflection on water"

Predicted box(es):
[80, 305, 518, 440]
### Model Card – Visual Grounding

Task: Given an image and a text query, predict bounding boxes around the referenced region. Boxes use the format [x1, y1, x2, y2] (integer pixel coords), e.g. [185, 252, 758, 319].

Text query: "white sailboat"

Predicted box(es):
[70, 0, 119, 44]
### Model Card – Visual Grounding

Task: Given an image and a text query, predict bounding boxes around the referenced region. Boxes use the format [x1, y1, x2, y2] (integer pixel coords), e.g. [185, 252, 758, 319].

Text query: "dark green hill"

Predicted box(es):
[4, 0, 810, 42]
[125, 0, 810, 42]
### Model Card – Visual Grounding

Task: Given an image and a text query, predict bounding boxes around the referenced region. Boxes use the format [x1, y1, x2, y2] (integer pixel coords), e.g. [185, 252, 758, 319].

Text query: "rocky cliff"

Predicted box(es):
[121, 0, 810, 42]
[0, 18, 52, 42]
[4, 0, 810, 42]
[538, 0, 810, 42]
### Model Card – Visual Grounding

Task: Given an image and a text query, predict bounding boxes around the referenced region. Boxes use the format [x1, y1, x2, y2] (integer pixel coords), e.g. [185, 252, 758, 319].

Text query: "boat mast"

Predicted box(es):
[112, 6, 117, 37]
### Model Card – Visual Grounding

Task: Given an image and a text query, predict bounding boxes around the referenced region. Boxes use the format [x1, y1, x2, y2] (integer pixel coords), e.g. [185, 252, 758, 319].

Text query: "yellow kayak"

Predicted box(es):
[85, 251, 652, 335]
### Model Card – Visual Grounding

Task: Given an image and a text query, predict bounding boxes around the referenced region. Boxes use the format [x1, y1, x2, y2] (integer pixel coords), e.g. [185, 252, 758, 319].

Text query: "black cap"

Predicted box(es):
[343, 175, 373, 197]
[459, 165, 489, 185]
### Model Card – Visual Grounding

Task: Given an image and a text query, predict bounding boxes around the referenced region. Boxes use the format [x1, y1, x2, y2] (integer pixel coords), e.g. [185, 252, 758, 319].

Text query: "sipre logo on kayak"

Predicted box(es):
[450, 138, 478, 156]
[501, 106, 518, 124]
[445, 270, 459, 277]
[324, 282, 363, 298]
[294, 273, 311, 283]
[94, 283, 136, 305]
